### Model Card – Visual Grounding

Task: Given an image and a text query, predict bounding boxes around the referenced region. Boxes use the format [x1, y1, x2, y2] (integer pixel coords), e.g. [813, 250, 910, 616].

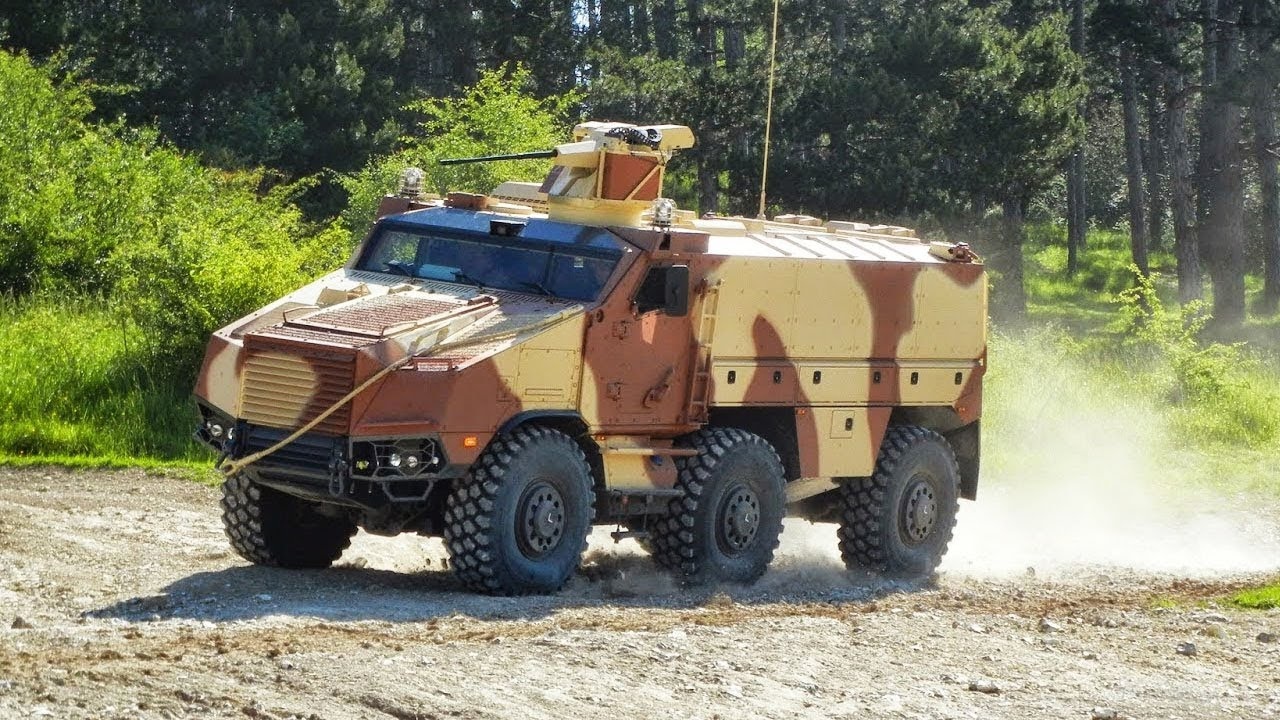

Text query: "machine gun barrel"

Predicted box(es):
[438, 150, 556, 166]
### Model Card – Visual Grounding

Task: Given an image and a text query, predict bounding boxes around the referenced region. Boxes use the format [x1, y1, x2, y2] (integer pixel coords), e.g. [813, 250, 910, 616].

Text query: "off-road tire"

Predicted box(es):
[220, 473, 357, 568]
[837, 425, 959, 577]
[651, 428, 786, 584]
[443, 426, 595, 595]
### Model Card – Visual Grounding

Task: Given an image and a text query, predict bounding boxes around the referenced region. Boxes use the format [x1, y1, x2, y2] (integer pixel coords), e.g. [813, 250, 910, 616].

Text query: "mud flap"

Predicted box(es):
[945, 421, 980, 500]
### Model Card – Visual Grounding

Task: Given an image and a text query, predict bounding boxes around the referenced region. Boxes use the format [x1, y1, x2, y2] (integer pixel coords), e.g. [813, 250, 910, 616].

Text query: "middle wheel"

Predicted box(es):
[651, 428, 786, 584]
[443, 425, 595, 595]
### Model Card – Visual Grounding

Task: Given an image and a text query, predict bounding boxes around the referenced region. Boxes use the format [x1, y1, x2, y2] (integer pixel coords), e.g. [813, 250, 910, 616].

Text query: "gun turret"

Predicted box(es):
[437, 122, 697, 226]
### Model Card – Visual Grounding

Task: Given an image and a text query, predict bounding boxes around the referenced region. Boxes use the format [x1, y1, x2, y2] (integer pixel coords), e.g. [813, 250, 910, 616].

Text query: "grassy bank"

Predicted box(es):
[0, 295, 206, 467]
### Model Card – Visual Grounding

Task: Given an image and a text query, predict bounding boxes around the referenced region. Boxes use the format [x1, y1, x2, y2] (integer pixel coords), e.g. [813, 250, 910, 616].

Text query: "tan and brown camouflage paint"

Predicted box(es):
[193, 214, 986, 498]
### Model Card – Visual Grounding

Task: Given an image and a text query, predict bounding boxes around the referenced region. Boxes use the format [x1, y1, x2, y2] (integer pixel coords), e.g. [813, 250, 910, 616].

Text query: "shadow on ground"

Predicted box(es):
[86, 549, 928, 625]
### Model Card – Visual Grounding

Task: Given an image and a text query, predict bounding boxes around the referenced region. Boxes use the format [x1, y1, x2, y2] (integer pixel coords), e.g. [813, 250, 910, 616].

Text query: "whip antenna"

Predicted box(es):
[757, 0, 781, 218]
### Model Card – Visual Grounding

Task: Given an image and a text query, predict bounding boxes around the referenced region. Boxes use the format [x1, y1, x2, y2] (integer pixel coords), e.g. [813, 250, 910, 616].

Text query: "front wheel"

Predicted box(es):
[651, 428, 786, 584]
[837, 425, 960, 577]
[220, 473, 357, 568]
[443, 426, 595, 595]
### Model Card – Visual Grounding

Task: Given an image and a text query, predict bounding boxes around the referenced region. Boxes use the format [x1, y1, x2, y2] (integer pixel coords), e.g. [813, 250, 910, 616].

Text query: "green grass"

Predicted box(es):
[1024, 225, 1180, 331]
[1231, 583, 1280, 610]
[0, 294, 210, 467]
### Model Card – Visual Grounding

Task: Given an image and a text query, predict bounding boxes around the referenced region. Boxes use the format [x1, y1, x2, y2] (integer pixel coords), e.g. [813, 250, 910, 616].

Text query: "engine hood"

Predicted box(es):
[193, 270, 585, 427]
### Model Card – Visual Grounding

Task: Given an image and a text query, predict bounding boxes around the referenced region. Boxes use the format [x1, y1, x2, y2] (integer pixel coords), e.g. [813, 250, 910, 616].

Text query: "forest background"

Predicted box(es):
[0, 0, 1275, 476]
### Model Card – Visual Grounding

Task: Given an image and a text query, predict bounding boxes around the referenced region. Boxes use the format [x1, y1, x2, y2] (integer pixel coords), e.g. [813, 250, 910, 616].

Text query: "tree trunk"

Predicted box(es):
[1121, 47, 1150, 277]
[1247, 0, 1280, 313]
[1255, 96, 1280, 313]
[724, 23, 745, 70]
[654, 0, 678, 59]
[831, 0, 848, 52]
[1167, 71, 1202, 303]
[1198, 0, 1246, 327]
[1155, 0, 1202, 303]
[633, 0, 651, 53]
[1145, 84, 1167, 250]
[1066, 0, 1087, 272]
[995, 196, 1028, 319]
[600, 0, 631, 48]
[687, 0, 711, 64]
[698, 148, 720, 216]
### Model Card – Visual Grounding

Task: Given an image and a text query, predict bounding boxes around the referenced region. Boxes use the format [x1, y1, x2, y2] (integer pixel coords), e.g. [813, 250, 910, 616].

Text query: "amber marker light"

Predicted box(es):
[463, 436, 479, 448]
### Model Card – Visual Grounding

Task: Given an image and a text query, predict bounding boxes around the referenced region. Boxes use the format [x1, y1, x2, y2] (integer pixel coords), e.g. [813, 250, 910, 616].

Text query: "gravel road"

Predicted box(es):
[1, 467, 1279, 720]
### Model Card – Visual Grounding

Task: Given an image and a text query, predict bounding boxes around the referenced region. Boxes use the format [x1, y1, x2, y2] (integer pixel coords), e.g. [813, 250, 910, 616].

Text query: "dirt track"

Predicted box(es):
[2, 468, 1280, 720]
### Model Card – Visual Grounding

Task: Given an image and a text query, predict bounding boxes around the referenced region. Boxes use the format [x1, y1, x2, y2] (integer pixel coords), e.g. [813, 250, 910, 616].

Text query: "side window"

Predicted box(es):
[635, 267, 668, 314]
[634, 264, 690, 316]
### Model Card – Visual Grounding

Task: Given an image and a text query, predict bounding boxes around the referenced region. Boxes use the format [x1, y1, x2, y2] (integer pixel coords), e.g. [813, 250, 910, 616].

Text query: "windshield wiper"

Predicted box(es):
[517, 280, 554, 296]
[451, 269, 488, 288]
[383, 260, 416, 277]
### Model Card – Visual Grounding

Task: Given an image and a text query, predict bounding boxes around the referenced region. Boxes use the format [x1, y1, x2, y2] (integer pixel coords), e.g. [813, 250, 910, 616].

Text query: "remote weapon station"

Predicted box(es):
[195, 121, 987, 595]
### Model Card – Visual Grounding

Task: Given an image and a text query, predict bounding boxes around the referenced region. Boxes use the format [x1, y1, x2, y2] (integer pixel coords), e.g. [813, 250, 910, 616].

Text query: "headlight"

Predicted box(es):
[352, 438, 445, 478]
[208, 423, 224, 439]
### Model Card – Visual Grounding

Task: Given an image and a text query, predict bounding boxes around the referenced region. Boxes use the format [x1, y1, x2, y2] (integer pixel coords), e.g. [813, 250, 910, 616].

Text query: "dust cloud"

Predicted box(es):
[344, 338, 1280, 595]
[943, 336, 1280, 580]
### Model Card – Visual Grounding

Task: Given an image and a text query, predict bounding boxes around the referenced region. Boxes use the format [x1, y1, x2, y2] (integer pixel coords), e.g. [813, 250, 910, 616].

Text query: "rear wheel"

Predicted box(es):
[651, 428, 786, 584]
[220, 473, 357, 568]
[443, 426, 595, 595]
[837, 425, 959, 577]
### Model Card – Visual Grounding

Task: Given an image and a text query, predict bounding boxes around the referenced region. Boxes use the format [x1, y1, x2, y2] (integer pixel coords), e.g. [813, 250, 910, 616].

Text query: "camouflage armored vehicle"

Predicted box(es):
[195, 121, 986, 595]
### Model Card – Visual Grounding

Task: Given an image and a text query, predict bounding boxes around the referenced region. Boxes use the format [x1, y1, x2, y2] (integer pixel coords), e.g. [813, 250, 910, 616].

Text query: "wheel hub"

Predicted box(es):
[718, 485, 761, 554]
[518, 483, 565, 558]
[900, 478, 938, 545]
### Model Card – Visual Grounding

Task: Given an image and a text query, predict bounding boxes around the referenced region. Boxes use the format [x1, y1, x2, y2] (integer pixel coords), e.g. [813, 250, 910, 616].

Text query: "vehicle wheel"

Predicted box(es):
[443, 426, 595, 595]
[651, 428, 786, 584]
[220, 473, 357, 568]
[837, 425, 959, 577]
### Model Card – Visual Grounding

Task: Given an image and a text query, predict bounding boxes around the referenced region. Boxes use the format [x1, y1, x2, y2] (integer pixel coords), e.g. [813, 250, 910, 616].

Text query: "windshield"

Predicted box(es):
[356, 226, 621, 302]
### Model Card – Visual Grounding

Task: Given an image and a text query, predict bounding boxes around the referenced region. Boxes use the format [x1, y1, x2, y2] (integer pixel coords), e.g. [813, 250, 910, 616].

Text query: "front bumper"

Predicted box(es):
[196, 405, 466, 508]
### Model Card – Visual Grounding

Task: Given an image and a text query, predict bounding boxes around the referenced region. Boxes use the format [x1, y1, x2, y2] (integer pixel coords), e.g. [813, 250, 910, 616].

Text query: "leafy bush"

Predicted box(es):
[1117, 271, 1280, 447]
[340, 64, 580, 240]
[0, 50, 349, 377]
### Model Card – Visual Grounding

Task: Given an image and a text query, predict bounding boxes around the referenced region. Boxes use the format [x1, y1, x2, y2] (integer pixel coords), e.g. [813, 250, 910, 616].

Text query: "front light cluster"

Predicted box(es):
[199, 414, 238, 452]
[205, 420, 236, 442]
[351, 438, 444, 479]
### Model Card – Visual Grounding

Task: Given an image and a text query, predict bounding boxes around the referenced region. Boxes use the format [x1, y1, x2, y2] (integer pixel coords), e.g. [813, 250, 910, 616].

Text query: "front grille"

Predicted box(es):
[239, 348, 355, 435]
[241, 425, 341, 478]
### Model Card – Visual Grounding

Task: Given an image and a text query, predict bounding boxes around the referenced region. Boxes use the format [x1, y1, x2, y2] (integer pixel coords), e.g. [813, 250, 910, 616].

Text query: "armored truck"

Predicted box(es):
[195, 122, 986, 595]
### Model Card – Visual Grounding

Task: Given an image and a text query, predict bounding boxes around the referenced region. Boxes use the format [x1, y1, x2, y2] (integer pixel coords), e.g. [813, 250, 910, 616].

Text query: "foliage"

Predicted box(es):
[1112, 272, 1280, 446]
[0, 295, 203, 463]
[2, 0, 410, 178]
[340, 65, 580, 239]
[0, 49, 347, 375]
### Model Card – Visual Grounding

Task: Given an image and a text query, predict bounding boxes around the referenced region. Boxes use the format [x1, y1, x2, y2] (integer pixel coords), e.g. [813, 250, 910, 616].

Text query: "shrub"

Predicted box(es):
[339, 64, 580, 240]
[0, 49, 351, 378]
[1117, 271, 1279, 447]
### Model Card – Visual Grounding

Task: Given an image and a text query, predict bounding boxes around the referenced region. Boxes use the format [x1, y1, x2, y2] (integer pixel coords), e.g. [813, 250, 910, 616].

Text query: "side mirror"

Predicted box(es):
[635, 264, 691, 317]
